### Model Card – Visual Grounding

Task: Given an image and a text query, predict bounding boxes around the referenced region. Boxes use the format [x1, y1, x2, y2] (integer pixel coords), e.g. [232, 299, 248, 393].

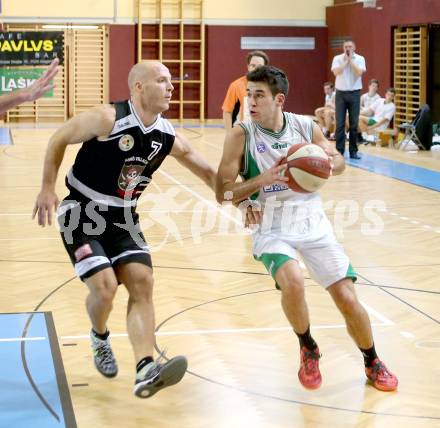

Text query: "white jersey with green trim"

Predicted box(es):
[239, 112, 323, 232]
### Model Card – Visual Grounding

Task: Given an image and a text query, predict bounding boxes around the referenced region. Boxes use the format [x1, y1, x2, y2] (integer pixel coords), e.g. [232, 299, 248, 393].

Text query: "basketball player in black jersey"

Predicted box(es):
[32, 61, 216, 398]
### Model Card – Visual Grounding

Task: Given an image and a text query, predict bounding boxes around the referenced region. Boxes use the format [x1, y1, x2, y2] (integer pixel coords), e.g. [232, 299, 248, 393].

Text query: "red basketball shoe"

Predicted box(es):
[298, 346, 322, 389]
[365, 358, 398, 391]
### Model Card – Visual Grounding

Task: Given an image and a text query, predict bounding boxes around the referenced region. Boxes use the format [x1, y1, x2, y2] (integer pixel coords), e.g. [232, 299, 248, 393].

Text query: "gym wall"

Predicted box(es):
[326, 0, 440, 93]
[205, 26, 328, 118]
[2, 1, 331, 21]
[2, 0, 333, 117]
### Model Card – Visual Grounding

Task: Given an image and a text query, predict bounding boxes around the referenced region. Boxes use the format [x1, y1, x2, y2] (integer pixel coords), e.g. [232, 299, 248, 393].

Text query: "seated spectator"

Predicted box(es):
[314, 81, 335, 137]
[359, 88, 396, 135]
[360, 79, 381, 114]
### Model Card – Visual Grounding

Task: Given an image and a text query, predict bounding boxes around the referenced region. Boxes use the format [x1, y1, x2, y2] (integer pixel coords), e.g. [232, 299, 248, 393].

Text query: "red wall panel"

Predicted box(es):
[326, 0, 440, 94]
[109, 25, 137, 102]
[108, 24, 328, 118]
[205, 26, 328, 118]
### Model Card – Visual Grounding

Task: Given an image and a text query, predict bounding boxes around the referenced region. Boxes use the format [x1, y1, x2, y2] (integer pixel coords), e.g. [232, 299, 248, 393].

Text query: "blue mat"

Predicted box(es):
[346, 152, 440, 192]
[0, 127, 11, 145]
[0, 312, 76, 428]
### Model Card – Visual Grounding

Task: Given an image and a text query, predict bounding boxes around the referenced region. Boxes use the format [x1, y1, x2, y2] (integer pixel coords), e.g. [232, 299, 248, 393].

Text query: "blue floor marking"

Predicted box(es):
[0, 127, 11, 145]
[0, 313, 74, 428]
[172, 127, 439, 191]
[345, 152, 440, 192]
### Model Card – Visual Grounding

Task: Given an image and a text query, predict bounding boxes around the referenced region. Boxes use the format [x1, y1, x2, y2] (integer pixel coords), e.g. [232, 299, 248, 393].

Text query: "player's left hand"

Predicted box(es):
[316, 142, 337, 175]
[25, 58, 59, 102]
[243, 203, 263, 228]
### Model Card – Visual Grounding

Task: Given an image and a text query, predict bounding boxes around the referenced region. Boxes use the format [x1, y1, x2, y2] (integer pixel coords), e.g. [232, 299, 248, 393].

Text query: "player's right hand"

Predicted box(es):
[32, 190, 59, 227]
[260, 157, 288, 187]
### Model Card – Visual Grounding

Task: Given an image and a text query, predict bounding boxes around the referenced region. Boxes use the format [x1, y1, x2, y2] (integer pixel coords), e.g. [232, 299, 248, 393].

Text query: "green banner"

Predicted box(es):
[0, 68, 53, 97]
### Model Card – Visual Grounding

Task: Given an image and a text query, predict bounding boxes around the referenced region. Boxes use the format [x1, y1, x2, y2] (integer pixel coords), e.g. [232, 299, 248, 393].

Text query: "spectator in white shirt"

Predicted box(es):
[361, 79, 381, 113]
[359, 88, 396, 134]
[331, 39, 366, 159]
[314, 81, 335, 137]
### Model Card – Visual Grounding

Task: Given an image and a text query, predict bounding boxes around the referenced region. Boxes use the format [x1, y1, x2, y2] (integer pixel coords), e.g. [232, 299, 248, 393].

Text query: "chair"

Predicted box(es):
[397, 122, 424, 150]
[397, 104, 432, 150]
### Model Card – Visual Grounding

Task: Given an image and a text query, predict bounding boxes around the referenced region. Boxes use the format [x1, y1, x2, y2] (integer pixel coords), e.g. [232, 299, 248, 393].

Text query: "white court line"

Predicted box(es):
[199, 139, 221, 151]
[60, 322, 390, 341]
[0, 210, 207, 216]
[0, 337, 46, 343]
[385, 210, 438, 234]
[360, 300, 394, 326]
[0, 213, 31, 216]
[138, 209, 207, 214]
[0, 237, 58, 241]
[158, 169, 243, 227]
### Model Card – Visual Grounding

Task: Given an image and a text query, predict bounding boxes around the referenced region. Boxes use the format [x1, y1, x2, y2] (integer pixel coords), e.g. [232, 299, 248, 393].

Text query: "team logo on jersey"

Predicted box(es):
[119, 134, 134, 151]
[256, 142, 266, 153]
[271, 142, 288, 150]
[263, 183, 289, 193]
[117, 164, 147, 197]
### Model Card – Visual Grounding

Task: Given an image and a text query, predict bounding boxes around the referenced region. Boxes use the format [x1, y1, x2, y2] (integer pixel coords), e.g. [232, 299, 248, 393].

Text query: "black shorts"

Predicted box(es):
[58, 196, 152, 281]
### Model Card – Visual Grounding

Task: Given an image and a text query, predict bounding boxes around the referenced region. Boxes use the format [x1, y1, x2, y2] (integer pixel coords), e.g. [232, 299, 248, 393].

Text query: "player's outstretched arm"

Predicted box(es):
[32, 105, 115, 227]
[216, 126, 287, 205]
[170, 131, 217, 191]
[0, 58, 60, 116]
[25, 57, 60, 103]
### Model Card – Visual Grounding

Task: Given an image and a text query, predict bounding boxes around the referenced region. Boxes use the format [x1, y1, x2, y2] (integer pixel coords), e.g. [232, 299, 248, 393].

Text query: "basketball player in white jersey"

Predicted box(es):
[216, 66, 398, 391]
[33, 61, 216, 398]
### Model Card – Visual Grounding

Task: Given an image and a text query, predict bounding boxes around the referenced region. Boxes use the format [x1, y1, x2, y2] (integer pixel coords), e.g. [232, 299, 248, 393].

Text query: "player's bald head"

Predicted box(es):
[128, 61, 163, 94]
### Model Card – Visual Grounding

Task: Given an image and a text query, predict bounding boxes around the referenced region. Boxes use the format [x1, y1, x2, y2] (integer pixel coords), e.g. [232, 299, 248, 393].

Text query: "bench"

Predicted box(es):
[377, 129, 398, 147]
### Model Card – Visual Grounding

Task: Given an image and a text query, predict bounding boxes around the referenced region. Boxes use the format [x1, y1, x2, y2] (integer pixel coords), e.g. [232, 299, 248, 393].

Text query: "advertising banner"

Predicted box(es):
[0, 31, 64, 66]
[0, 68, 54, 97]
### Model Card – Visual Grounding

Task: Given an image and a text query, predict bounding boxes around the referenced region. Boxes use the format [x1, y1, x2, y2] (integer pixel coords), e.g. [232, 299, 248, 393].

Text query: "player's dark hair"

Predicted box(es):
[247, 65, 289, 97]
[246, 50, 269, 66]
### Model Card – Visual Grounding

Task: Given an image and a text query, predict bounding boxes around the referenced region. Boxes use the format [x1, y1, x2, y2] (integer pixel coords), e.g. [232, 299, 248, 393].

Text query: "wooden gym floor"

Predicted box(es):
[0, 126, 439, 428]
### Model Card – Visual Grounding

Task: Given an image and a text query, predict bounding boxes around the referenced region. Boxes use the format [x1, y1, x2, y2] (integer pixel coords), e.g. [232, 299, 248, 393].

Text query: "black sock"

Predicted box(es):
[92, 328, 109, 341]
[359, 344, 378, 367]
[136, 356, 154, 373]
[295, 326, 318, 351]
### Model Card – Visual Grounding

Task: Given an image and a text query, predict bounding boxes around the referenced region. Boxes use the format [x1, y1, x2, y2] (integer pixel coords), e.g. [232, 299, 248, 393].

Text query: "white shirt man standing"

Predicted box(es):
[331, 39, 366, 159]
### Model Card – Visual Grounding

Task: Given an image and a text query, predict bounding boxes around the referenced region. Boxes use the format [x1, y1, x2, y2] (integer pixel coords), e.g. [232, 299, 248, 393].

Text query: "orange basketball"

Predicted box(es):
[281, 143, 331, 193]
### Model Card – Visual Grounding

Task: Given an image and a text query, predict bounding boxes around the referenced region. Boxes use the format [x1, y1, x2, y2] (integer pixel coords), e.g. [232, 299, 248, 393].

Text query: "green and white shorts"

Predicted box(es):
[253, 211, 356, 288]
